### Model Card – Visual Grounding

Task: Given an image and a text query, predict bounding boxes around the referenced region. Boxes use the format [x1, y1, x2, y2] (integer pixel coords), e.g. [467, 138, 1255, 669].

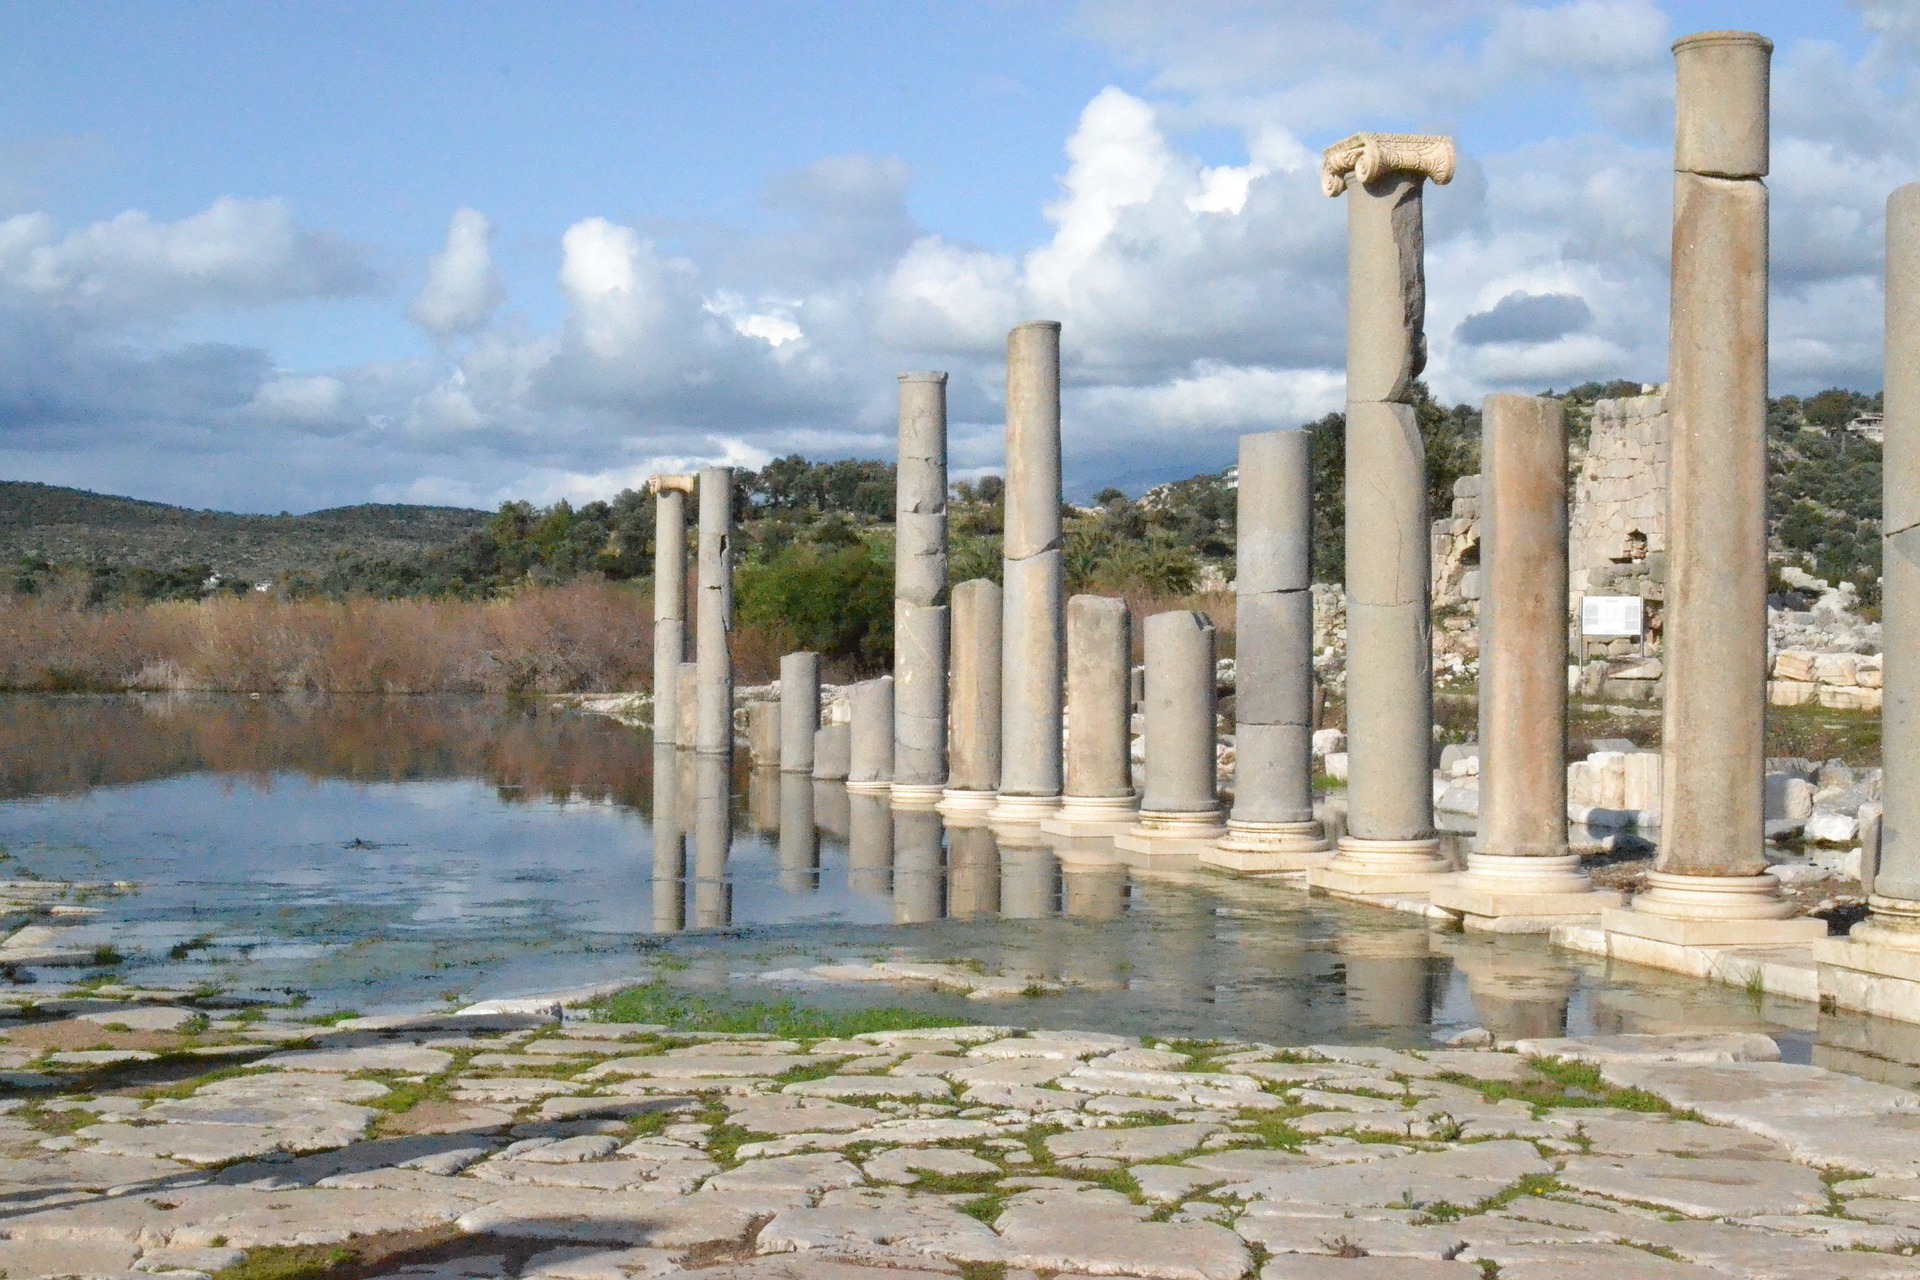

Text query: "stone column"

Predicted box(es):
[990, 321, 1066, 826]
[1206, 429, 1328, 871]
[846, 676, 895, 794]
[650, 744, 684, 933]
[1308, 132, 1457, 899]
[812, 722, 852, 782]
[1818, 182, 1920, 1007]
[746, 700, 781, 771]
[1042, 595, 1138, 837]
[675, 662, 699, 747]
[690, 753, 732, 928]
[778, 772, 819, 895]
[1432, 395, 1620, 930]
[894, 372, 951, 808]
[694, 466, 735, 757]
[649, 476, 694, 746]
[1608, 31, 1818, 947]
[1116, 611, 1226, 860]
[940, 578, 1002, 815]
[780, 652, 820, 774]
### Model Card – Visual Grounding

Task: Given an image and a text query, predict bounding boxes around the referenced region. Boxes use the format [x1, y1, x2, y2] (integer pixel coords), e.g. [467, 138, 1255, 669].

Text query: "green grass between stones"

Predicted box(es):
[589, 980, 967, 1039]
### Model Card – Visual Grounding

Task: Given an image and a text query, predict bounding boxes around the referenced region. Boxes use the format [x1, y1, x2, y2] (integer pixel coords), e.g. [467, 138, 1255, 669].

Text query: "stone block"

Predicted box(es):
[1858, 654, 1884, 687]
[1804, 811, 1858, 845]
[1818, 685, 1882, 711]
[1772, 650, 1816, 681]
[1813, 652, 1861, 685]
[1768, 679, 1816, 707]
[1765, 774, 1815, 821]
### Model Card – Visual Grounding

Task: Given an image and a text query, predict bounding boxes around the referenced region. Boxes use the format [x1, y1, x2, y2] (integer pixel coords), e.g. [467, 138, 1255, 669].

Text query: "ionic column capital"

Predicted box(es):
[1322, 133, 1457, 197]
[648, 473, 697, 496]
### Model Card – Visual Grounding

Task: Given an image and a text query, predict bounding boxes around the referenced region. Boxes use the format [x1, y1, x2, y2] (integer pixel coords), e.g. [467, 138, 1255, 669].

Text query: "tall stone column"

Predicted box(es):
[650, 744, 685, 933]
[812, 722, 851, 782]
[940, 578, 1002, 815]
[648, 476, 694, 746]
[1433, 395, 1620, 930]
[894, 372, 951, 807]
[694, 466, 735, 758]
[1116, 611, 1226, 861]
[675, 662, 699, 747]
[1205, 429, 1327, 871]
[846, 676, 895, 794]
[1308, 132, 1457, 899]
[990, 321, 1066, 826]
[780, 652, 819, 774]
[1818, 182, 1920, 1010]
[1607, 31, 1818, 947]
[1042, 595, 1138, 837]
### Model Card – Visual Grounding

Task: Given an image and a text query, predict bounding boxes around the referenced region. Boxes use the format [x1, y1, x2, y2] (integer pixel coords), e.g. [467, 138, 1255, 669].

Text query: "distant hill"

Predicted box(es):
[0, 481, 491, 584]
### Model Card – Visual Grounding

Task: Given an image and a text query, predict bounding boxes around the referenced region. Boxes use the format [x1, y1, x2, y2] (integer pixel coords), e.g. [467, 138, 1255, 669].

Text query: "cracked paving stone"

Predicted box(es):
[1044, 1120, 1222, 1161]
[992, 1188, 1252, 1280]
[1558, 1152, 1831, 1218]
[1233, 1210, 1468, 1259]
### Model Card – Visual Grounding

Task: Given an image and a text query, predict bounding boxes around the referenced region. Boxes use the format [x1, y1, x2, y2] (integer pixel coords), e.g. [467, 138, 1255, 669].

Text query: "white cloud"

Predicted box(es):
[408, 208, 502, 337]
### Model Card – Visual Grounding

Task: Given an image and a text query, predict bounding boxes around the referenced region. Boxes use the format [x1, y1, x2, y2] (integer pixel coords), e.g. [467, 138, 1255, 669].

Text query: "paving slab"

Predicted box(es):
[1233, 1210, 1467, 1258]
[1044, 1121, 1222, 1161]
[994, 1191, 1251, 1280]
[1558, 1152, 1830, 1217]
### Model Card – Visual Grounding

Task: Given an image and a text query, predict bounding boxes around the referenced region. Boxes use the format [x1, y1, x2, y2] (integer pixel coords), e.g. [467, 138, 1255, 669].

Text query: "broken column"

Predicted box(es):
[1204, 429, 1327, 871]
[1818, 181, 1920, 1010]
[1607, 31, 1819, 947]
[780, 652, 820, 774]
[846, 676, 895, 794]
[893, 372, 950, 808]
[746, 700, 781, 771]
[940, 578, 1002, 815]
[812, 721, 852, 782]
[1115, 611, 1226, 860]
[1308, 131, 1458, 898]
[1042, 595, 1138, 838]
[694, 466, 734, 758]
[990, 321, 1065, 826]
[649, 475, 694, 746]
[1432, 395, 1619, 929]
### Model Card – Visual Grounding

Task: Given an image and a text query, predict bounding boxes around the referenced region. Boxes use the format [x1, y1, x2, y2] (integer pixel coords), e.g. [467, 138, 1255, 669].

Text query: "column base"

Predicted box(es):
[1602, 871, 1825, 946]
[844, 779, 893, 796]
[987, 793, 1063, 831]
[1039, 794, 1140, 838]
[1199, 820, 1330, 873]
[1306, 836, 1452, 897]
[937, 788, 998, 817]
[1429, 853, 1621, 933]
[1113, 808, 1227, 862]
[888, 783, 946, 810]
[1815, 896, 1920, 1023]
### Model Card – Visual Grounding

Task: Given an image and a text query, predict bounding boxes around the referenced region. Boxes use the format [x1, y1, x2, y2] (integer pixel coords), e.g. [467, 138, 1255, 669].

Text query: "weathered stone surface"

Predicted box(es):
[1235, 1211, 1467, 1259]
[863, 1146, 998, 1185]
[1559, 1153, 1829, 1218]
[259, 1044, 453, 1074]
[784, 1075, 953, 1101]
[1044, 1122, 1221, 1161]
[1262, 1260, 1482, 1279]
[729, 1095, 884, 1134]
[995, 1189, 1252, 1280]
[758, 1186, 1002, 1264]
[705, 1153, 865, 1194]
[1514, 1032, 1780, 1063]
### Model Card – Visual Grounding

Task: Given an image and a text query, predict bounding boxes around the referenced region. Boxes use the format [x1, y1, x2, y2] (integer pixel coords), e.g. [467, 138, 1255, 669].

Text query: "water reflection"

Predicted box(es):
[2, 694, 1918, 1077]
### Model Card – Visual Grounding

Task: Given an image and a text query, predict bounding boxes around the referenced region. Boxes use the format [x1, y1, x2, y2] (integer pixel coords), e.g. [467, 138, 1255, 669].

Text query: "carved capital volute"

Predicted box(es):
[1321, 133, 1457, 197]
[648, 473, 698, 496]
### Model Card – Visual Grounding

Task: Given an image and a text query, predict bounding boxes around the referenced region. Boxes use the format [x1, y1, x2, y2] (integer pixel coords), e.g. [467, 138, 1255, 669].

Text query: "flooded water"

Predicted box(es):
[3, 694, 1917, 1078]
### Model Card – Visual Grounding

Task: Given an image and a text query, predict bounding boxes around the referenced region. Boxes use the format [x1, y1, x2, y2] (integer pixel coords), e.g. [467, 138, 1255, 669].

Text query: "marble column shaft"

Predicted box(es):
[652, 487, 687, 746]
[812, 723, 852, 782]
[1655, 31, 1773, 883]
[1065, 595, 1134, 800]
[1477, 394, 1570, 859]
[695, 466, 734, 757]
[780, 652, 820, 774]
[1229, 429, 1317, 827]
[895, 372, 950, 793]
[848, 676, 895, 789]
[676, 662, 699, 749]
[1871, 185, 1920, 914]
[999, 321, 1065, 804]
[948, 579, 1002, 794]
[1343, 174, 1436, 844]
[1141, 611, 1219, 816]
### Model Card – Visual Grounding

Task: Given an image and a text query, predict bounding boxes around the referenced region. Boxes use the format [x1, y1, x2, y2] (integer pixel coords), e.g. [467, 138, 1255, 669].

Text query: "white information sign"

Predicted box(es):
[1581, 595, 1644, 639]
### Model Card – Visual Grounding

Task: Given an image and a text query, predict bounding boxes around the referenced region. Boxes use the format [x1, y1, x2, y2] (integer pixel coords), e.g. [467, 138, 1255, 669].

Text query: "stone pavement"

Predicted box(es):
[0, 993, 1917, 1278]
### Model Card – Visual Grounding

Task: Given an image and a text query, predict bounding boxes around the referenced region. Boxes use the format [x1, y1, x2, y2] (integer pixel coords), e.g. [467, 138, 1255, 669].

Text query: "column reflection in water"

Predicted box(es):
[998, 836, 1060, 920]
[1338, 928, 1435, 1030]
[847, 790, 894, 900]
[893, 807, 946, 924]
[1436, 936, 1574, 1041]
[778, 772, 820, 894]
[691, 753, 733, 928]
[650, 745, 685, 933]
[814, 779, 851, 844]
[944, 819, 1001, 919]
[747, 765, 781, 836]
[1058, 845, 1127, 921]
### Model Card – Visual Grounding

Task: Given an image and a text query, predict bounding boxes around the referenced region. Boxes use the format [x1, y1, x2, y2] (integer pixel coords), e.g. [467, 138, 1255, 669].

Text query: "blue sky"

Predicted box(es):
[0, 1, 1914, 511]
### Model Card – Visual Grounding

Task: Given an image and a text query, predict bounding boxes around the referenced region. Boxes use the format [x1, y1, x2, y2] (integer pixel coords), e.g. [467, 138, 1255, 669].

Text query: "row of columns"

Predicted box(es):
[646, 25, 1920, 961]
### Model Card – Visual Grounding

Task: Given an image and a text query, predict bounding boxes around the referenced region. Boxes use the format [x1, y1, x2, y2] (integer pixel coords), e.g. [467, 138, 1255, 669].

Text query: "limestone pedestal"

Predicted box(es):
[1817, 903, 1920, 1024]
[1602, 872, 1824, 948]
[1206, 821, 1330, 873]
[938, 787, 998, 817]
[1431, 854, 1622, 933]
[1308, 837, 1453, 899]
[1114, 810, 1229, 862]
[1042, 794, 1140, 839]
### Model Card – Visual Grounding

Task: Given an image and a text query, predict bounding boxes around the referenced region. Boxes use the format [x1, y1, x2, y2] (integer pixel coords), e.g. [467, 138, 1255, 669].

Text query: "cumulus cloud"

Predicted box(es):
[1456, 291, 1595, 345]
[408, 208, 502, 337]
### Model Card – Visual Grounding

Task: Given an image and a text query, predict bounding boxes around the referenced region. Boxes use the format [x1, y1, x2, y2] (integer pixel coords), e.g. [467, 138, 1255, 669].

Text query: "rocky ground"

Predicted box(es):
[0, 989, 1917, 1279]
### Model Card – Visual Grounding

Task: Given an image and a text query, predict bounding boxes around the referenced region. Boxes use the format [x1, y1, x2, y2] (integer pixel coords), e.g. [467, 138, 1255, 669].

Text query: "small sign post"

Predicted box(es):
[1581, 595, 1645, 641]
